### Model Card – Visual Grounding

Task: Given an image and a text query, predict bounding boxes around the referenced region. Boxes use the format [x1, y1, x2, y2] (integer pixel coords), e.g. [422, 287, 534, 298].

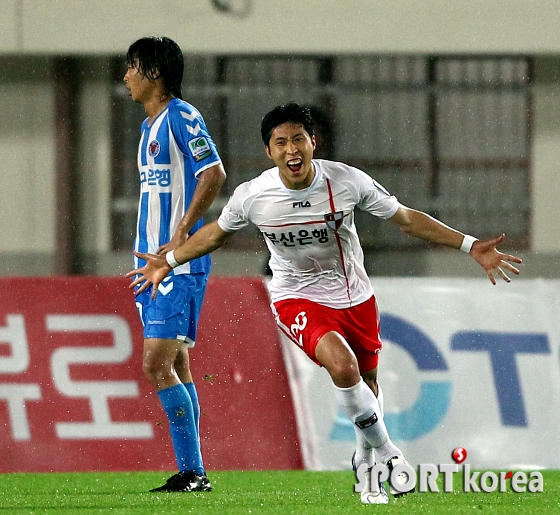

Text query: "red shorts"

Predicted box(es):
[272, 296, 382, 372]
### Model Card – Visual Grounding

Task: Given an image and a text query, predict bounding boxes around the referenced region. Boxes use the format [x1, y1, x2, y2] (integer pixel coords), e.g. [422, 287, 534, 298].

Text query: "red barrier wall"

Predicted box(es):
[0, 277, 302, 473]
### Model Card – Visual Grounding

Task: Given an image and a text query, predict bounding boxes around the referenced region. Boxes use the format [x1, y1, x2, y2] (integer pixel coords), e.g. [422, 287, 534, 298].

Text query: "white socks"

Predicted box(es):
[353, 383, 386, 469]
[377, 383, 385, 418]
[334, 380, 401, 465]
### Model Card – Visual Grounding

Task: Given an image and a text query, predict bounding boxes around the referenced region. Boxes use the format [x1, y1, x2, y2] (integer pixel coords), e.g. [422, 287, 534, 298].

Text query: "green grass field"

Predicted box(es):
[1, 470, 559, 515]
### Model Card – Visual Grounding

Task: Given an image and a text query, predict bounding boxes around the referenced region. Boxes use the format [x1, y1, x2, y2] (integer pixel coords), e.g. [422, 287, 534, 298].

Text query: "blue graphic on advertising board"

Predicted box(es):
[329, 315, 550, 441]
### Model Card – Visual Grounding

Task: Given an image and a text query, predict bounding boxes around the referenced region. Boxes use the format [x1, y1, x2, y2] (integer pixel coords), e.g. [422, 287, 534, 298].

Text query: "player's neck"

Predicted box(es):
[144, 93, 173, 124]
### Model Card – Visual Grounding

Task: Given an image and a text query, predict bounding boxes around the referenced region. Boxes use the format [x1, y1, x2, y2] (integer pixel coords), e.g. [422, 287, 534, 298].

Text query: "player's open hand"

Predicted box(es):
[470, 234, 522, 284]
[156, 232, 189, 255]
[125, 251, 173, 299]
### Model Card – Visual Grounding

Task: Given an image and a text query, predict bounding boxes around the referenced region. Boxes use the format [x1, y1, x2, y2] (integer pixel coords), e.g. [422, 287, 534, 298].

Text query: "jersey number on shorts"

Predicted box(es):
[290, 311, 308, 347]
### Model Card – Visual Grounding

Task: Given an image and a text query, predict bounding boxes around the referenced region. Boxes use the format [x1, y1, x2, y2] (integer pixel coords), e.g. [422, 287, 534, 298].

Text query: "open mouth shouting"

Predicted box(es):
[287, 158, 303, 172]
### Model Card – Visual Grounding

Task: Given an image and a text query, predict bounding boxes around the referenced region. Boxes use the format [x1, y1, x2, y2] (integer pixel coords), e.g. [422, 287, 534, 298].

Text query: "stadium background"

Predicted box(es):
[0, 0, 559, 473]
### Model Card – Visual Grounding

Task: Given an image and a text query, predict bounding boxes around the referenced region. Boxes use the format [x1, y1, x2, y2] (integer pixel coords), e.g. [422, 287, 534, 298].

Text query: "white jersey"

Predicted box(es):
[218, 159, 400, 308]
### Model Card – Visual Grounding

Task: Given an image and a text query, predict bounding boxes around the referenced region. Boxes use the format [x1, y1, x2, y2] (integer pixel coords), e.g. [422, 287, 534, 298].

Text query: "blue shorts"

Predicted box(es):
[135, 273, 208, 346]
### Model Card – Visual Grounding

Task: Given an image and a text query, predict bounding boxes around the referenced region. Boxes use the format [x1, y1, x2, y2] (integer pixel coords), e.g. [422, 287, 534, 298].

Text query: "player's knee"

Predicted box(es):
[142, 360, 156, 381]
[142, 359, 170, 383]
[327, 355, 360, 386]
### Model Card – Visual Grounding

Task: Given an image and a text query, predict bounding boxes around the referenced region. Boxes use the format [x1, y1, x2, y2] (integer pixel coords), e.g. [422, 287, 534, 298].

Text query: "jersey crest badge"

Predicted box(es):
[188, 136, 212, 162]
[325, 211, 344, 231]
[148, 140, 160, 157]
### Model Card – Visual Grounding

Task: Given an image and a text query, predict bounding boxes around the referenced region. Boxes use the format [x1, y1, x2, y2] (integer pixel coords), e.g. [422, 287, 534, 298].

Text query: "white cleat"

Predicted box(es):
[387, 456, 415, 497]
[360, 468, 389, 504]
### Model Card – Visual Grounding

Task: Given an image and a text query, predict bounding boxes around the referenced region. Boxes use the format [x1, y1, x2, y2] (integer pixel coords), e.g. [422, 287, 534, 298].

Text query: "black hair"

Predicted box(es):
[260, 102, 315, 147]
[126, 36, 184, 100]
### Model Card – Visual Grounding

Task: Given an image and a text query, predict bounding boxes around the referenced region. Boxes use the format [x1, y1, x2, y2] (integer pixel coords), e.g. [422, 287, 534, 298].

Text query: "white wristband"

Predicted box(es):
[165, 250, 180, 268]
[460, 235, 478, 253]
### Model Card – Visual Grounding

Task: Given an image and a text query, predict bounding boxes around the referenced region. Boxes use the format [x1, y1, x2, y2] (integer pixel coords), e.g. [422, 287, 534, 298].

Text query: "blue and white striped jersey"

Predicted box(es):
[134, 98, 221, 275]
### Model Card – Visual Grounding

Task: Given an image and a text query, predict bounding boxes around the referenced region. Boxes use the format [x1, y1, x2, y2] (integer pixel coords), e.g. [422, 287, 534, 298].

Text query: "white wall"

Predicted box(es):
[0, 2, 559, 274]
[0, 59, 55, 255]
[532, 59, 560, 253]
[77, 60, 113, 255]
[2, 1, 560, 55]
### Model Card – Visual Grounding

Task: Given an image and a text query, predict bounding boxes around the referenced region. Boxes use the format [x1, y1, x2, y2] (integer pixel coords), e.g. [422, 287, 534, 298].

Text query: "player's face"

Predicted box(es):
[123, 60, 156, 104]
[266, 122, 316, 190]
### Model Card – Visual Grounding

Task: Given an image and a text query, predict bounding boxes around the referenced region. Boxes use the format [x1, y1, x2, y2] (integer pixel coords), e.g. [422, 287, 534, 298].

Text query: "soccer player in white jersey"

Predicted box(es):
[126, 103, 522, 503]
[123, 36, 226, 493]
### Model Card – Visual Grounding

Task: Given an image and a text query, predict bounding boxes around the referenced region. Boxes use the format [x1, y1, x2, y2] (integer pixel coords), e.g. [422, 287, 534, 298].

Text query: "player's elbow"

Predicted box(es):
[391, 207, 427, 236]
[398, 224, 416, 238]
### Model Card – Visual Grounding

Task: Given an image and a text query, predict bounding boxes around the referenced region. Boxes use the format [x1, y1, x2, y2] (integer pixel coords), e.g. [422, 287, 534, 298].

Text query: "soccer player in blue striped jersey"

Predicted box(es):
[124, 36, 226, 493]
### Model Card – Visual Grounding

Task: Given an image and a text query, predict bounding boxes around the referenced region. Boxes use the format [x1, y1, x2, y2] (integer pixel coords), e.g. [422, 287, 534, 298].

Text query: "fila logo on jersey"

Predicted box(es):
[148, 140, 160, 157]
[292, 201, 311, 208]
[188, 137, 212, 162]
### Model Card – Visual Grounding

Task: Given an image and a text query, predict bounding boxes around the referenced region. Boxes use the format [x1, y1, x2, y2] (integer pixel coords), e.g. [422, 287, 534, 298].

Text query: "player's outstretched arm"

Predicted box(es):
[127, 220, 232, 299]
[389, 205, 522, 284]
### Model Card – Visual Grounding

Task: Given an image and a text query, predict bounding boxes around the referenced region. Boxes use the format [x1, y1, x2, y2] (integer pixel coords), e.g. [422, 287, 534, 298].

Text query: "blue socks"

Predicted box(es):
[157, 383, 204, 475]
[184, 382, 200, 438]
